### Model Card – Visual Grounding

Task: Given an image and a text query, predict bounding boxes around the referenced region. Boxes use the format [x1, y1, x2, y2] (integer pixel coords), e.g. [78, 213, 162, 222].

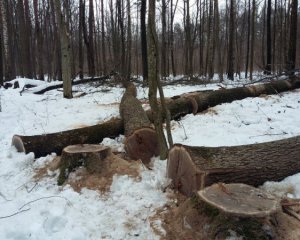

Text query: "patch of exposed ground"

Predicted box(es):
[34, 153, 141, 193]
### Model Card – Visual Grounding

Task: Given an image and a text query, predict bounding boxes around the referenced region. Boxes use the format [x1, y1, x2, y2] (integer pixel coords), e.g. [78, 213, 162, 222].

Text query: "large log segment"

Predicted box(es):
[12, 78, 300, 158]
[120, 83, 159, 163]
[167, 136, 300, 196]
[12, 118, 123, 158]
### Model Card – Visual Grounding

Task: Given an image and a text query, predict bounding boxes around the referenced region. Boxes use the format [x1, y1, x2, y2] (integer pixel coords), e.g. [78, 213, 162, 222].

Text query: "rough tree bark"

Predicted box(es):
[141, 0, 148, 82]
[167, 136, 300, 196]
[120, 83, 159, 163]
[12, 78, 300, 158]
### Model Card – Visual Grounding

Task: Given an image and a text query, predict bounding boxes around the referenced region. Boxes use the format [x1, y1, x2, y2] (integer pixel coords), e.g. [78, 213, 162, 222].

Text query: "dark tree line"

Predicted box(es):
[0, 0, 299, 87]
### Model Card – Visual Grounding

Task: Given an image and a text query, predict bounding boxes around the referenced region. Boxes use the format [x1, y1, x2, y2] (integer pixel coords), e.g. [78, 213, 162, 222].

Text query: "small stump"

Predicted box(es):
[58, 144, 111, 185]
[198, 183, 280, 218]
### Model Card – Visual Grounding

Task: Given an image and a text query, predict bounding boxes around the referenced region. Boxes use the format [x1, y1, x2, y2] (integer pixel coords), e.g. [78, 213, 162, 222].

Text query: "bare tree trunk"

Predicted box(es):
[78, 0, 84, 79]
[88, 0, 95, 77]
[170, 0, 178, 77]
[249, 0, 255, 80]
[53, 0, 72, 98]
[34, 0, 44, 80]
[286, 0, 298, 73]
[141, 0, 148, 82]
[101, 0, 107, 75]
[126, 0, 131, 80]
[148, 0, 168, 159]
[227, 0, 236, 80]
[214, 0, 223, 81]
[245, 0, 251, 78]
[265, 0, 272, 74]
[161, 0, 167, 78]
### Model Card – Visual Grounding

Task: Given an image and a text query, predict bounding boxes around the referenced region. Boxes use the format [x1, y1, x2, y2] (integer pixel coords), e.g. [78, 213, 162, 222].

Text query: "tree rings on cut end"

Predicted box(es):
[124, 128, 159, 164]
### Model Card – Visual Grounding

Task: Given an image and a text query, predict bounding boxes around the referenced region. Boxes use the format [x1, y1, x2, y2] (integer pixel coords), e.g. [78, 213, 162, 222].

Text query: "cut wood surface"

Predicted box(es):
[167, 136, 300, 196]
[120, 83, 159, 163]
[12, 78, 300, 158]
[197, 183, 280, 218]
[57, 144, 111, 185]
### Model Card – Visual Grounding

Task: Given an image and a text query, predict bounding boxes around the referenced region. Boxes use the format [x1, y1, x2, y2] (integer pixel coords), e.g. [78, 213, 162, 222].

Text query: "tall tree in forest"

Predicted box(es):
[207, 0, 215, 79]
[53, 0, 72, 98]
[265, 0, 272, 74]
[148, 0, 169, 159]
[78, 0, 84, 79]
[100, 0, 107, 74]
[88, 0, 95, 77]
[249, 0, 256, 80]
[170, 0, 178, 77]
[227, 0, 236, 80]
[33, 0, 44, 80]
[161, 0, 167, 78]
[141, 0, 148, 82]
[117, 0, 126, 81]
[184, 0, 193, 77]
[286, 0, 298, 74]
[126, 0, 132, 80]
[0, 2, 3, 85]
[214, 0, 223, 81]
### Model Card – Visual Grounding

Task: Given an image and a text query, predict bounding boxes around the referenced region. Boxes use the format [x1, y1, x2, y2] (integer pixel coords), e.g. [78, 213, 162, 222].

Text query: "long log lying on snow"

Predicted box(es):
[33, 74, 113, 94]
[167, 136, 300, 196]
[12, 118, 123, 158]
[12, 78, 300, 157]
[161, 77, 300, 121]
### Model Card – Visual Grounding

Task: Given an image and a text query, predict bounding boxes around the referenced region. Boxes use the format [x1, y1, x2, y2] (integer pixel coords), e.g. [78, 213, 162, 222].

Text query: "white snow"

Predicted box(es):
[1, 77, 300, 239]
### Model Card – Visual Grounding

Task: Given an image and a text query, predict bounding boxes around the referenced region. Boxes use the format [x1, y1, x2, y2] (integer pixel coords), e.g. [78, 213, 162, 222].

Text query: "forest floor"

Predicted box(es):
[1, 75, 300, 239]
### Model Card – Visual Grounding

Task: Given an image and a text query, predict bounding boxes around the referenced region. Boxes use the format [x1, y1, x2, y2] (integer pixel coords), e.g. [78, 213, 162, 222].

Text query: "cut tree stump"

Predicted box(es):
[168, 136, 300, 196]
[120, 83, 159, 163]
[57, 144, 111, 185]
[197, 183, 280, 218]
[12, 78, 300, 158]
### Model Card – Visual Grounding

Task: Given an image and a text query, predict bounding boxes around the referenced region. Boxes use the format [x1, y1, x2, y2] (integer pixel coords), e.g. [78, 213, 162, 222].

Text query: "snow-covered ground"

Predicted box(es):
[0, 78, 300, 239]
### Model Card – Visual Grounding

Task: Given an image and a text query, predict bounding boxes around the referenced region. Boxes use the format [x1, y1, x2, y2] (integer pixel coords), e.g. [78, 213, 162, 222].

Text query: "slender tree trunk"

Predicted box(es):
[286, 0, 298, 73]
[53, 0, 72, 98]
[227, 0, 236, 80]
[170, 0, 177, 77]
[34, 0, 44, 80]
[249, 0, 256, 80]
[207, 0, 214, 79]
[101, 0, 107, 75]
[245, 0, 251, 78]
[126, 0, 131, 80]
[88, 0, 95, 77]
[161, 0, 167, 78]
[23, 0, 33, 78]
[141, 0, 148, 82]
[214, 0, 223, 81]
[78, 0, 84, 79]
[265, 0, 272, 74]
[148, 0, 168, 159]
[0, 1, 3, 85]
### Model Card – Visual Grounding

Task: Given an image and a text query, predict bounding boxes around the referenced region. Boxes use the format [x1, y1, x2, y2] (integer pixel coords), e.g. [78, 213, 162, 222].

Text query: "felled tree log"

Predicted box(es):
[57, 144, 111, 185]
[33, 74, 113, 94]
[160, 78, 300, 121]
[120, 83, 159, 163]
[12, 118, 123, 158]
[12, 78, 300, 158]
[197, 183, 280, 218]
[167, 136, 300, 196]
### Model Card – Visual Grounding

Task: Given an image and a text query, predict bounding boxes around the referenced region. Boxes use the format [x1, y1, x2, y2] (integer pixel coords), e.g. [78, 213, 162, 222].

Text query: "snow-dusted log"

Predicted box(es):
[12, 78, 300, 158]
[57, 144, 111, 185]
[167, 136, 300, 196]
[12, 118, 123, 158]
[120, 83, 159, 163]
[197, 183, 280, 218]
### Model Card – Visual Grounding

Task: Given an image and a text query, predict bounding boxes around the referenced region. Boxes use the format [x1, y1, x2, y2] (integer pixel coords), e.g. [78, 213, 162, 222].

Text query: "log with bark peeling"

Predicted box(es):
[167, 136, 300, 196]
[120, 83, 159, 163]
[11, 78, 300, 158]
